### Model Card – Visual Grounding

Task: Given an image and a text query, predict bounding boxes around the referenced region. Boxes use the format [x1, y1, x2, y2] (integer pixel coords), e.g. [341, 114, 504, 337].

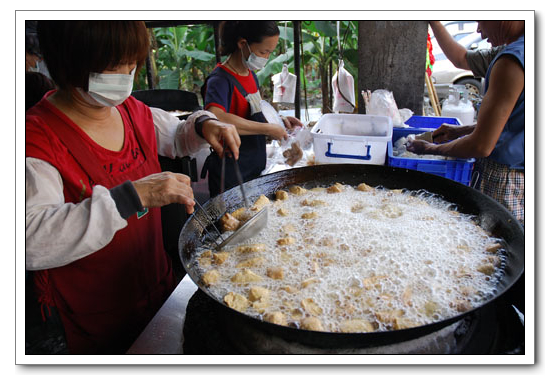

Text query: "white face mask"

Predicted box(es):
[241, 43, 268, 71]
[77, 67, 135, 107]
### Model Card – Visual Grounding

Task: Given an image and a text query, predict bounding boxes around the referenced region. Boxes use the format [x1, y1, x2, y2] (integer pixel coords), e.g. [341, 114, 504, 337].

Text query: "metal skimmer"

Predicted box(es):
[191, 152, 268, 251]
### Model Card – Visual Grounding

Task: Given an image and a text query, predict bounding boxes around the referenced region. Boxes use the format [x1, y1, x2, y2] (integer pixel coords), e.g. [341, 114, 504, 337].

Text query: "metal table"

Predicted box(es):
[127, 275, 198, 354]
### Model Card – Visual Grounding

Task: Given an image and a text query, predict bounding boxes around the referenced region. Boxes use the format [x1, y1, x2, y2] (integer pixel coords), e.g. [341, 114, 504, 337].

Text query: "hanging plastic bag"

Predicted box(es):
[271, 64, 297, 104]
[332, 59, 355, 113]
[362, 89, 413, 127]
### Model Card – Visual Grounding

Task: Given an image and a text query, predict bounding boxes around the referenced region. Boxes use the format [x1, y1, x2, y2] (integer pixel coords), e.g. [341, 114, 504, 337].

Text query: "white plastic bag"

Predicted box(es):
[271, 64, 297, 104]
[362, 89, 412, 127]
[331, 60, 355, 113]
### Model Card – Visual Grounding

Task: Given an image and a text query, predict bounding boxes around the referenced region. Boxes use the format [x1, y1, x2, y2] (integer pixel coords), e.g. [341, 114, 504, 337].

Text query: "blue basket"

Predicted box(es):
[387, 127, 475, 186]
[401, 115, 461, 130]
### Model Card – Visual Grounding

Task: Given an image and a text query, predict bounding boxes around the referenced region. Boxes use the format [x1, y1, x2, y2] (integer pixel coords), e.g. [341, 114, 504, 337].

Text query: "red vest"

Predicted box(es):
[26, 92, 176, 354]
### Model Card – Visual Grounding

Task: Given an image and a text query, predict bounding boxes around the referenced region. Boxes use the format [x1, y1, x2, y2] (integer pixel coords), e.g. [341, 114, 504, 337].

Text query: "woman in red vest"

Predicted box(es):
[25, 21, 240, 354]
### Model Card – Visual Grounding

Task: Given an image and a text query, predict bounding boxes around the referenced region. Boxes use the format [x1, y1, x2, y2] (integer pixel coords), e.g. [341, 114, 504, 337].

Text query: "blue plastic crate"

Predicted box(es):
[403, 115, 461, 129]
[387, 128, 475, 186]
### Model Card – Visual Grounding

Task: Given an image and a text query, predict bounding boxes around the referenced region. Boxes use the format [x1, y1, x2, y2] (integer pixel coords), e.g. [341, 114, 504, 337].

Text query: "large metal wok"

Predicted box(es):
[179, 164, 524, 349]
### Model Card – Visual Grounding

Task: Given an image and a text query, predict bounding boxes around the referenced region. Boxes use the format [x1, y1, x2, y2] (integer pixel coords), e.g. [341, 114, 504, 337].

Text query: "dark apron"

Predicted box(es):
[201, 68, 267, 197]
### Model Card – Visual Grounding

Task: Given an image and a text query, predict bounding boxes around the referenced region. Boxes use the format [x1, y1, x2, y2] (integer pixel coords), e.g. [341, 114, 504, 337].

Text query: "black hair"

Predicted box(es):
[37, 21, 150, 91]
[26, 72, 55, 110]
[218, 21, 279, 56]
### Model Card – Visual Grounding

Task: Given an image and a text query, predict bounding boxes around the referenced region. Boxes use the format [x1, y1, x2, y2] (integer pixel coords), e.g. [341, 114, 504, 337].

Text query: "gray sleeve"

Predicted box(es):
[465, 46, 506, 78]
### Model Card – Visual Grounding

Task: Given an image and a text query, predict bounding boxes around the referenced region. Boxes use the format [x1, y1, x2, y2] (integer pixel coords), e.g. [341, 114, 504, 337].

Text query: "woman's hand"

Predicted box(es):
[132, 172, 195, 214]
[202, 119, 241, 159]
[432, 124, 472, 143]
[406, 139, 437, 155]
[281, 116, 304, 133]
[266, 123, 289, 141]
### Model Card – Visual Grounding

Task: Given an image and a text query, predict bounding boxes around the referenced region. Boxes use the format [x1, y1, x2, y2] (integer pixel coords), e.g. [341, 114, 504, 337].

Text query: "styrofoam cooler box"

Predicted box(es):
[310, 114, 392, 165]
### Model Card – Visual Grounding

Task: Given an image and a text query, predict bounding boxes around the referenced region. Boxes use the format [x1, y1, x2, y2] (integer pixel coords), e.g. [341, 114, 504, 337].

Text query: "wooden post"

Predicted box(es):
[425, 72, 441, 116]
[293, 21, 301, 120]
[212, 21, 221, 64]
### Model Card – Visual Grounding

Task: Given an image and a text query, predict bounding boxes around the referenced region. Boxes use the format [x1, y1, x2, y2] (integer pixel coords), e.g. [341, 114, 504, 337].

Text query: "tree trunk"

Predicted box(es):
[357, 21, 427, 115]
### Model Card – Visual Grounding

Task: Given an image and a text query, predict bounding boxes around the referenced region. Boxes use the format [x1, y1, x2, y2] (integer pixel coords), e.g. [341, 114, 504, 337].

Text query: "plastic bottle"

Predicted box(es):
[441, 85, 475, 125]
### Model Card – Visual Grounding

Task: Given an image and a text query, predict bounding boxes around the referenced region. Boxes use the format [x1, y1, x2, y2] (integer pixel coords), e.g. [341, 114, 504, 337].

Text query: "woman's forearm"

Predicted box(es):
[207, 107, 273, 136]
[429, 132, 493, 159]
[429, 21, 470, 70]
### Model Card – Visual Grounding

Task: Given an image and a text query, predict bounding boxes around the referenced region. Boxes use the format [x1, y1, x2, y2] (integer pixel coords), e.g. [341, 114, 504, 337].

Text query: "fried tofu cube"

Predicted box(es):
[277, 237, 296, 246]
[212, 251, 230, 265]
[231, 269, 263, 284]
[484, 254, 501, 266]
[237, 243, 266, 253]
[220, 213, 241, 232]
[277, 207, 289, 217]
[393, 317, 418, 330]
[310, 187, 326, 193]
[249, 285, 270, 313]
[300, 316, 324, 331]
[223, 292, 249, 312]
[236, 256, 265, 268]
[327, 183, 344, 193]
[340, 319, 374, 333]
[275, 190, 289, 201]
[301, 298, 323, 316]
[201, 269, 220, 286]
[252, 300, 269, 313]
[374, 309, 405, 325]
[231, 207, 251, 222]
[198, 250, 213, 267]
[477, 263, 495, 276]
[289, 185, 307, 195]
[267, 266, 284, 280]
[282, 285, 299, 294]
[357, 183, 374, 192]
[264, 311, 288, 326]
[301, 211, 318, 219]
[301, 199, 327, 207]
[300, 277, 319, 288]
[251, 195, 270, 211]
[248, 286, 270, 302]
[486, 242, 501, 253]
[423, 301, 438, 317]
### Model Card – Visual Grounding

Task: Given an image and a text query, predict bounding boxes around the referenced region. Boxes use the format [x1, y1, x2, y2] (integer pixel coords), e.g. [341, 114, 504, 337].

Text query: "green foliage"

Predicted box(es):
[144, 24, 218, 93]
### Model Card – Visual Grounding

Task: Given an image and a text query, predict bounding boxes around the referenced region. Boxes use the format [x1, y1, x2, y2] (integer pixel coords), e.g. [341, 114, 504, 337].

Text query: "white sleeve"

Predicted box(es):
[25, 157, 128, 270]
[150, 108, 217, 158]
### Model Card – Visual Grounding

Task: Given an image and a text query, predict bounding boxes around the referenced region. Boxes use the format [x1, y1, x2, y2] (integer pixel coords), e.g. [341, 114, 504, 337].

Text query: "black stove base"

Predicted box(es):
[182, 288, 524, 355]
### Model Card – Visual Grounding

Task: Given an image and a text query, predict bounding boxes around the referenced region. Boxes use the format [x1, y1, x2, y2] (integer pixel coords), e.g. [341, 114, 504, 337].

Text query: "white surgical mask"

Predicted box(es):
[77, 67, 135, 107]
[241, 43, 268, 71]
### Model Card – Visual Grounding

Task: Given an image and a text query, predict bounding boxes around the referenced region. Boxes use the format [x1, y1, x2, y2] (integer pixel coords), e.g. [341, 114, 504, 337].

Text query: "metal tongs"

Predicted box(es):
[193, 150, 268, 250]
